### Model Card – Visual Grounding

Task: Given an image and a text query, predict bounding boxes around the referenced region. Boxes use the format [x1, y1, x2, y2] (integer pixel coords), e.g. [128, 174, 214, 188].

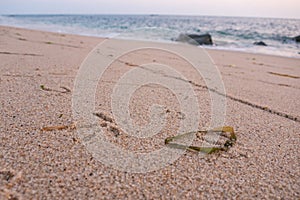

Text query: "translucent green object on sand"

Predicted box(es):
[165, 126, 236, 154]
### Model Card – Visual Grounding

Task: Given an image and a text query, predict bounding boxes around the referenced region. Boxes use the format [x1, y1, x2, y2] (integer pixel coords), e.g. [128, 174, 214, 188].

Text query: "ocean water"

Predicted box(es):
[0, 14, 299, 58]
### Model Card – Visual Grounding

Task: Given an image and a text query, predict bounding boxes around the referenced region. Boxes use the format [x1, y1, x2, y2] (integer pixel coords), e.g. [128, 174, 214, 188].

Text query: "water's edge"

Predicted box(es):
[1, 15, 299, 58]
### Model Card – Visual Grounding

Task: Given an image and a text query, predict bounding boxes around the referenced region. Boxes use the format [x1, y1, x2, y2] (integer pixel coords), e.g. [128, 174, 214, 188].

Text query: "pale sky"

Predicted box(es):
[0, 0, 299, 19]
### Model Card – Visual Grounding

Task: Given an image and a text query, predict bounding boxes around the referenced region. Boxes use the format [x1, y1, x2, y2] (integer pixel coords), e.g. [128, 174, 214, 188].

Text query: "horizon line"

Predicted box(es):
[1, 13, 299, 20]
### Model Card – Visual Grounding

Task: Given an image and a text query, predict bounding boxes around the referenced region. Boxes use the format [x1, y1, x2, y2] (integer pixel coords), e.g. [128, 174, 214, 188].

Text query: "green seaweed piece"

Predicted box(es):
[165, 126, 236, 154]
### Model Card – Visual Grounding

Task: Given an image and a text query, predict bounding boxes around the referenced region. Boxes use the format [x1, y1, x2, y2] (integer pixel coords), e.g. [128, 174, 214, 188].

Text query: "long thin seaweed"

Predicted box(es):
[165, 126, 236, 154]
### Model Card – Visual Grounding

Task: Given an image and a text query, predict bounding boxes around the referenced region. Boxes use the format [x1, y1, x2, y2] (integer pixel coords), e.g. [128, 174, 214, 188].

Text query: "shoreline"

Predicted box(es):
[1, 25, 299, 199]
[1, 24, 299, 59]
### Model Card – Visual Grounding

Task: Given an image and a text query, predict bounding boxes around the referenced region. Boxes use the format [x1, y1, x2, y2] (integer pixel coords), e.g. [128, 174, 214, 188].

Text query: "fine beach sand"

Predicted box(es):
[1, 25, 300, 199]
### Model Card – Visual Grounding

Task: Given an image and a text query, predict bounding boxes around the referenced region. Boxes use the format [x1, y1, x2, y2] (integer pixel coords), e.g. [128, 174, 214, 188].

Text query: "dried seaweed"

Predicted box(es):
[41, 125, 69, 131]
[41, 123, 76, 132]
[165, 126, 236, 154]
[43, 41, 81, 48]
[40, 85, 71, 93]
[109, 126, 120, 137]
[0, 51, 42, 56]
[60, 86, 71, 93]
[125, 62, 139, 67]
[93, 112, 113, 123]
[268, 72, 299, 79]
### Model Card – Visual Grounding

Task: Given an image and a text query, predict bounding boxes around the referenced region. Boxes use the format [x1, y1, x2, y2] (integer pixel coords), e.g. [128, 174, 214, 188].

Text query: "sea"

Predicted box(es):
[0, 14, 299, 58]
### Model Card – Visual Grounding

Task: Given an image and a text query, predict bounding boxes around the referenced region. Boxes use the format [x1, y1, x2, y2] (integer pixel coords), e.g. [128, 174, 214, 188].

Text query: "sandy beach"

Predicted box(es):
[0, 25, 300, 199]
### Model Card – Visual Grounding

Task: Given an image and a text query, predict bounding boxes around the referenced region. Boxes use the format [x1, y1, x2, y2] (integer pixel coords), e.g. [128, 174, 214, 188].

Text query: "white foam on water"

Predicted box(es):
[0, 15, 299, 59]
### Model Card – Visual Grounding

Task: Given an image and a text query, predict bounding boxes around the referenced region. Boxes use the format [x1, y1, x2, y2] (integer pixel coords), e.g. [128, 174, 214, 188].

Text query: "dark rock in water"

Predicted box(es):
[254, 41, 267, 46]
[176, 33, 213, 45]
[294, 35, 300, 42]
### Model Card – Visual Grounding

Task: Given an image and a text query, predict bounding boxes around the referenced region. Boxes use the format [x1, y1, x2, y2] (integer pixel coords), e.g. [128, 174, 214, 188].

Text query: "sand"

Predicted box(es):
[0, 25, 299, 199]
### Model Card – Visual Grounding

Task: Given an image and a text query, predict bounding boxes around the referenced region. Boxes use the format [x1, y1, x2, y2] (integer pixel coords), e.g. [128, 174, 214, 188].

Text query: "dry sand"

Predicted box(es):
[0, 25, 300, 199]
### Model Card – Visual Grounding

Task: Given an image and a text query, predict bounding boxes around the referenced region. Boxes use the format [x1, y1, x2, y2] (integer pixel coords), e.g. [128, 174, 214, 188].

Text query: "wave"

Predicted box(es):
[0, 14, 299, 58]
